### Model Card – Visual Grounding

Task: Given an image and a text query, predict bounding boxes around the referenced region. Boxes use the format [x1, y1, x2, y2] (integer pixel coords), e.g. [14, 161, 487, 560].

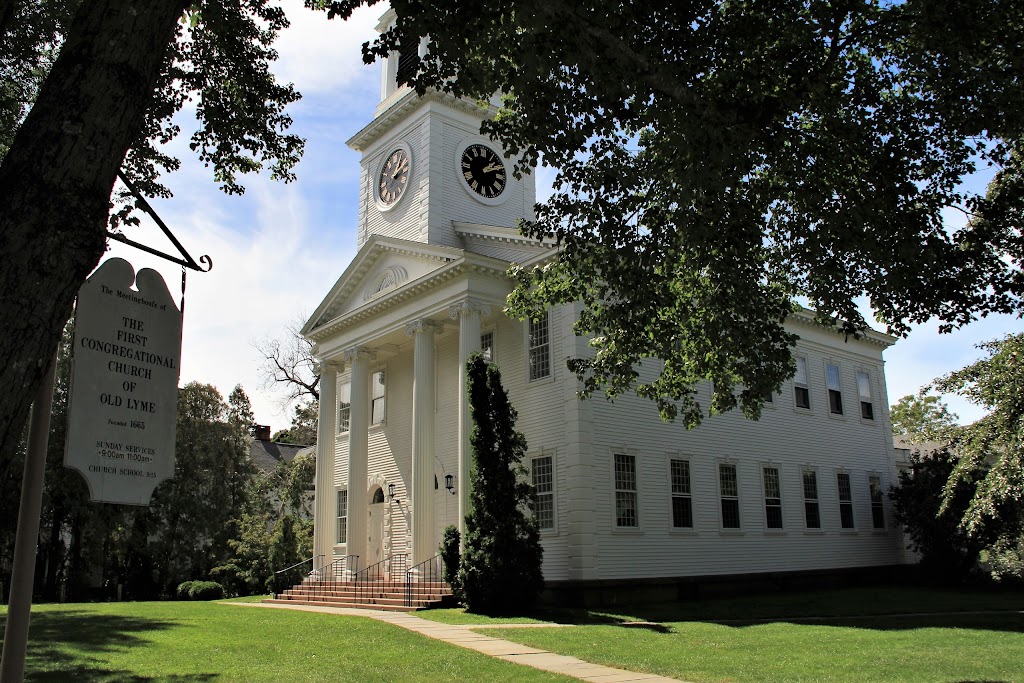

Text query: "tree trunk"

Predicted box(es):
[0, 0, 187, 467]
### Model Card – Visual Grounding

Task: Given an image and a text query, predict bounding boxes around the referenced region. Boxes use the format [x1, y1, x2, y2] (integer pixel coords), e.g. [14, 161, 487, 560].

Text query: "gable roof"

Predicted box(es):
[251, 440, 314, 474]
[301, 235, 465, 337]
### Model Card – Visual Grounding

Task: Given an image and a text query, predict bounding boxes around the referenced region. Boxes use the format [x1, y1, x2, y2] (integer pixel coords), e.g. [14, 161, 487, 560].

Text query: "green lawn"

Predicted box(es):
[5, 588, 1024, 683]
[420, 586, 1024, 683]
[0, 601, 575, 683]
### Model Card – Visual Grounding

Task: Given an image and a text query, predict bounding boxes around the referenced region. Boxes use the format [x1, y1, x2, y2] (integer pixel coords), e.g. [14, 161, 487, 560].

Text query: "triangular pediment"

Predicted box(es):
[302, 235, 465, 337]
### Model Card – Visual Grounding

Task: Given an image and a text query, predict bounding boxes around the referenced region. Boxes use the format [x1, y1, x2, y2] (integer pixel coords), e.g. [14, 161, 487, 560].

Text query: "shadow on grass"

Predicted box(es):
[462, 586, 1024, 635]
[3, 611, 215, 683]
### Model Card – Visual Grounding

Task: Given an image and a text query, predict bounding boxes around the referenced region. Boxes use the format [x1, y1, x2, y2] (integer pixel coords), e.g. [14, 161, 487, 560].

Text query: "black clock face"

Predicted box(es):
[460, 144, 507, 199]
[378, 148, 410, 206]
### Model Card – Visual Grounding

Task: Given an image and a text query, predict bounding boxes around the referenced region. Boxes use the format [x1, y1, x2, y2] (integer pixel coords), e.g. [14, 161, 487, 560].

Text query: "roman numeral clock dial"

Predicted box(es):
[460, 144, 507, 199]
[378, 148, 410, 207]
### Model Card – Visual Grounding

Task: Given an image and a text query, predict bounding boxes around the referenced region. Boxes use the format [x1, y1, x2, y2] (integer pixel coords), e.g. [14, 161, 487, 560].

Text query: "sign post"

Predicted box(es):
[0, 354, 57, 683]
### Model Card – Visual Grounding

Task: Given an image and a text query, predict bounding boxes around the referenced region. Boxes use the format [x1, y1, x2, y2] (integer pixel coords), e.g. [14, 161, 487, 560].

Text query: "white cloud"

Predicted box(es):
[272, 2, 382, 96]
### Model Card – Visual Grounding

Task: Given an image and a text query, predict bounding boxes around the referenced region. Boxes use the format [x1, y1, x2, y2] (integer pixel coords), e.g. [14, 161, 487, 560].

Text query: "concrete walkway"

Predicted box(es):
[230, 602, 690, 683]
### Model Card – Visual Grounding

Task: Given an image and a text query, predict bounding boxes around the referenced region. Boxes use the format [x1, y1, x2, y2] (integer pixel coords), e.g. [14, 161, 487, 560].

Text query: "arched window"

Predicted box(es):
[370, 487, 385, 504]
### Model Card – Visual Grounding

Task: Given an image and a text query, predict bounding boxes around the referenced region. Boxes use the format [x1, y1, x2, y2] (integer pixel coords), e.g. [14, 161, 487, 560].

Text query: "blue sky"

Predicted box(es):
[108, 2, 1018, 432]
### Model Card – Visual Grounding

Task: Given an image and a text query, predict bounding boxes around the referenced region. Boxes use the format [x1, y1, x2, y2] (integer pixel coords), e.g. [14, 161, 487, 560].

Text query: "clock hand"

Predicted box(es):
[482, 163, 503, 173]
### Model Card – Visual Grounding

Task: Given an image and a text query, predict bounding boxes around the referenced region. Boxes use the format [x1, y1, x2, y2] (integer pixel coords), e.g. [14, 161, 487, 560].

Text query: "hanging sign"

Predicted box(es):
[65, 258, 181, 505]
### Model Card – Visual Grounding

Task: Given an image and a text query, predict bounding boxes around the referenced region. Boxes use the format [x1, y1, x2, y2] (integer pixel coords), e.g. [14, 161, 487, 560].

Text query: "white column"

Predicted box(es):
[313, 361, 339, 573]
[449, 299, 489, 540]
[345, 347, 373, 572]
[407, 319, 442, 565]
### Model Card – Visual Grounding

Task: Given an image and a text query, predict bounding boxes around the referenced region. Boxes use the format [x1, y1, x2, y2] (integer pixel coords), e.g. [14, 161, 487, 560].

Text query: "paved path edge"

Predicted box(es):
[225, 601, 691, 683]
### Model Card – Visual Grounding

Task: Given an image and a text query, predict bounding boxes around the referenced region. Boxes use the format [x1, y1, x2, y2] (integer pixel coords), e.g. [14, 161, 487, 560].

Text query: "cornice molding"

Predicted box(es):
[787, 309, 896, 349]
[347, 89, 498, 152]
[454, 221, 557, 249]
[307, 259, 510, 342]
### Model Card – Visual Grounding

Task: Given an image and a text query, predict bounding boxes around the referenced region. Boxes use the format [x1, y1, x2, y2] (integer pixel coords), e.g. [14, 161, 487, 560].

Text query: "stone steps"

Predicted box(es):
[266, 580, 452, 612]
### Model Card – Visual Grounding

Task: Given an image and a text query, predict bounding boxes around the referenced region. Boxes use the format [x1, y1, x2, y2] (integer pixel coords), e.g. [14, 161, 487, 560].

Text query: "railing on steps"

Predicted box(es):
[405, 554, 444, 608]
[307, 557, 360, 602]
[354, 554, 408, 606]
[278, 553, 448, 609]
[272, 555, 317, 599]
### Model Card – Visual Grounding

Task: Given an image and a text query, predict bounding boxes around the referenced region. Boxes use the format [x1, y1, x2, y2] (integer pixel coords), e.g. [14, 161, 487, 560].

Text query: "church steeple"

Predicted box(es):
[345, 10, 536, 250]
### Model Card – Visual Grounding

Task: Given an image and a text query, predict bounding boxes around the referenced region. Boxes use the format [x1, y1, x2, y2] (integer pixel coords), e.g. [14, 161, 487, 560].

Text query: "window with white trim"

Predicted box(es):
[763, 466, 783, 529]
[857, 371, 874, 420]
[531, 455, 554, 530]
[370, 370, 386, 425]
[481, 330, 494, 363]
[670, 458, 693, 528]
[869, 475, 885, 529]
[826, 363, 844, 415]
[528, 315, 551, 381]
[719, 463, 741, 529]
[803, 469, 821, 529]
[336, 489, 348, 544]
[794, 356, 810, 409]
[837, 472, 855, 529]
[338, 381, 351, 433]
[614, 453, 638, 528]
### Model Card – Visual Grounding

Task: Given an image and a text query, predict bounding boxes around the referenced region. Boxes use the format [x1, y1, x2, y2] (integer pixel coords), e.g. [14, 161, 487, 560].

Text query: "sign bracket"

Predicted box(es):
[106, 172, 213, 273]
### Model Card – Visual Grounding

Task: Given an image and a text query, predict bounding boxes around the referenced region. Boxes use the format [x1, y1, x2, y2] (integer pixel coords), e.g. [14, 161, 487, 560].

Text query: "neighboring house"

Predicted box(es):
[251, 425, 313, 475]
[251, 425, 315, 521]
[301, 10, 907, 599]
[892, 435, 949, 470]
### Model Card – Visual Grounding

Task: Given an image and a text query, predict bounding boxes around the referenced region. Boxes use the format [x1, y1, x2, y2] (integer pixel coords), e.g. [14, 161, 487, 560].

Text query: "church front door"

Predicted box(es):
[367, 501, 386, 572]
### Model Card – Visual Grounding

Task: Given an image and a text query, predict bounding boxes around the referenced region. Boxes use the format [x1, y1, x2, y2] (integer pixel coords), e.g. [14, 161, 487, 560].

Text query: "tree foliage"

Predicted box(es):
[149, 382, 256, 593]
[458, 354, 543, 614]
[271, 400, 319, 445]
[890, 448, 992, 581]
[324, 0, 1024, 425]
[890, 390, 960, 443]
[0, 0, 303, 479]
[214, 450, 314, 595]
[933, 334, 1024, 536]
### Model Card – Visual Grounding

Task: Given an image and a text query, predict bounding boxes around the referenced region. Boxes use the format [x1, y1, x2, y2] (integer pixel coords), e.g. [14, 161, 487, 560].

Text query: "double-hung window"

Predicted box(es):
[370, 370, 386, 425]
[531, 455, 554, 530]
[614, 454, 638, 528]
[670, 459, 693, 528]
[837, 472, 855, 529]
[336, 489, 348, 544]
[803, 469, 821, 529]
[794, 356, 811, 409]
[869, 475, 885, 529]
[857, 371, 874, 420]
[826, 363, 844, 415]
[528, 315, 551, 381]
[338, 381, 351, 433]
[719, 463, 741, 529]
[763, 466, 783, 529]
[480, 330, 494, 363]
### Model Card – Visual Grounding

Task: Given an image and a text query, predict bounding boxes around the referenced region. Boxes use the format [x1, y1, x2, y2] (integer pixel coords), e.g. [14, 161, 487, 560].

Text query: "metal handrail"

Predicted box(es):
[275, 555, 315, 576]
[354, 554, 408, 606]
[272, 555, 318, 599]
[405, 554, 444, 608]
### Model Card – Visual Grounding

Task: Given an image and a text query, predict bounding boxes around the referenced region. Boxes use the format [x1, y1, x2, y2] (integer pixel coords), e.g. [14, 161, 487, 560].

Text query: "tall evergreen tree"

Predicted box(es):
[458, 354, 543, 614]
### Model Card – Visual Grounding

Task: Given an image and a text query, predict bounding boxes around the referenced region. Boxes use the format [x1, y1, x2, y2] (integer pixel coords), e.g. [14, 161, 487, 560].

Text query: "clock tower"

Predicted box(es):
[345, 9, 536, 250]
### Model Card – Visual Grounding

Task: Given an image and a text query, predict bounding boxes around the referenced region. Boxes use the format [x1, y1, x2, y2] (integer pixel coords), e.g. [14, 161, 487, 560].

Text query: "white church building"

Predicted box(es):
[301, 10, 906, 602]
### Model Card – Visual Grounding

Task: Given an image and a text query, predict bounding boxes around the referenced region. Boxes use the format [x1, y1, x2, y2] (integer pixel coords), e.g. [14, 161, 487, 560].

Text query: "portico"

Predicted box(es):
[304, 236, 510, 577]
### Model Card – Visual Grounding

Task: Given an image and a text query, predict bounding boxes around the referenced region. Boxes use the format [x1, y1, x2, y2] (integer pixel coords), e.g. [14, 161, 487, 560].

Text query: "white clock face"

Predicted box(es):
[378, 148, 410, 206]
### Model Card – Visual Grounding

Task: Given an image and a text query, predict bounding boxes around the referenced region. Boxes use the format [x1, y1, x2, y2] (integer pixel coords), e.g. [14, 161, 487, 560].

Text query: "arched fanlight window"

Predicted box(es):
[370, 487, 386, 504]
